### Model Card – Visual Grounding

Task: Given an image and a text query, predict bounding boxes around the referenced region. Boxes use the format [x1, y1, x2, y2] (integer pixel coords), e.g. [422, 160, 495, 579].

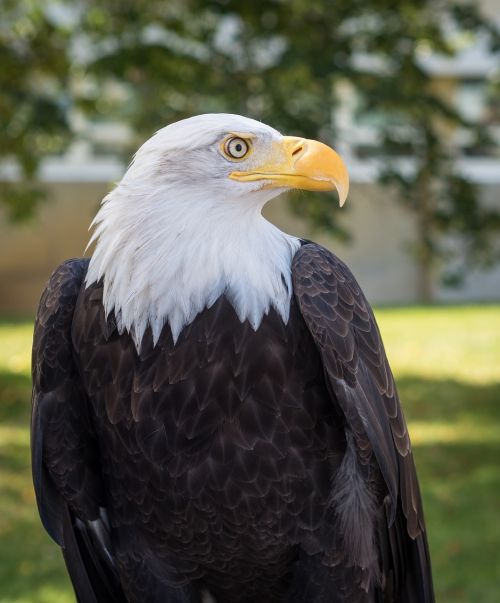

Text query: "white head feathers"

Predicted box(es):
[85, 114, 300, 347]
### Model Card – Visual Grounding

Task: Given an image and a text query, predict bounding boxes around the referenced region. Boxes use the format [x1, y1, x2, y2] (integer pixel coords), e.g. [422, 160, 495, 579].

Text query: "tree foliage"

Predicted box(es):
[1, 0, 499, 296]
[0, 0, 72, 220]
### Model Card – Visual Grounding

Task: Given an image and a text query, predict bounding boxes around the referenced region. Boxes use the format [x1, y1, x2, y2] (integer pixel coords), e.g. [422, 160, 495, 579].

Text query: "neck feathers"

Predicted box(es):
[86, 187, 300, 347]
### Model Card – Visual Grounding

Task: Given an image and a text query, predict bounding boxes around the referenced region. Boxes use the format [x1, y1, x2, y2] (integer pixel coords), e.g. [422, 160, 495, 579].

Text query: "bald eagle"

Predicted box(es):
[31, 114, 434, 603]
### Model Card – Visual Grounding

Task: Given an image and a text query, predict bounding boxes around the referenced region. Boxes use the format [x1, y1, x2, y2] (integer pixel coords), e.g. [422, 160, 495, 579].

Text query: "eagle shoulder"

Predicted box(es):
[292, 243, 416, 525]
[31, 258, 101, 538]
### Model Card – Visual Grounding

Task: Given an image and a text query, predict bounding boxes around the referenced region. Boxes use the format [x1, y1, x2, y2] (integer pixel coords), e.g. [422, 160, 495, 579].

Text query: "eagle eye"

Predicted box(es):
[222, 136, 251, 160]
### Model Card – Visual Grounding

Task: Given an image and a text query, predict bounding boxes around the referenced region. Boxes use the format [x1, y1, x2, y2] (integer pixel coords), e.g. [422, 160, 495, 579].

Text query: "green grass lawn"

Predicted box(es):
[0, 306, 499, 602]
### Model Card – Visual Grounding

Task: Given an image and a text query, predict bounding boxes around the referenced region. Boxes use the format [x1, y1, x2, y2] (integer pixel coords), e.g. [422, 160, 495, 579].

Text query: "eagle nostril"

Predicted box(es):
[291, 145, 304, 158]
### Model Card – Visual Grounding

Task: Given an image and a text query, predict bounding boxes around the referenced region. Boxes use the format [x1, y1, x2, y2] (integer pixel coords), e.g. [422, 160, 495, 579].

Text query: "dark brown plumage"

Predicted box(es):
[31, 242, 434, 602]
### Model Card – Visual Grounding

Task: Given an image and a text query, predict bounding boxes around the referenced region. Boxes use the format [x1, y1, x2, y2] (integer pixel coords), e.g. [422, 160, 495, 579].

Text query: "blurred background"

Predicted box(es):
[0, 0, 499, 601]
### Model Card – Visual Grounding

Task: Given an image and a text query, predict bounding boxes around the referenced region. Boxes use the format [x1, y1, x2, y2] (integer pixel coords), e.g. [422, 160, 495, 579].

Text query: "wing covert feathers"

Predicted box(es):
[292, 242, 434, 602]
[31, 259, 125, 602]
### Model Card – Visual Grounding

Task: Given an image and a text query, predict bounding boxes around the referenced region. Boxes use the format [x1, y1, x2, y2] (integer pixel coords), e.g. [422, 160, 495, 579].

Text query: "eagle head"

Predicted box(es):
[86, 114, 349, 346]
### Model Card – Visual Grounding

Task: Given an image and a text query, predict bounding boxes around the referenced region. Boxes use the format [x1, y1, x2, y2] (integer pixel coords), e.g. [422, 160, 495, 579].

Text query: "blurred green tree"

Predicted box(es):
[0, 0, 72, 220]
[1, 0, 499, 298]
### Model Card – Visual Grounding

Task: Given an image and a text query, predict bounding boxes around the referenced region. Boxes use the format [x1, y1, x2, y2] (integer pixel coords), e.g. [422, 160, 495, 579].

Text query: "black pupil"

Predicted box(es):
[235, 143, 242, 152]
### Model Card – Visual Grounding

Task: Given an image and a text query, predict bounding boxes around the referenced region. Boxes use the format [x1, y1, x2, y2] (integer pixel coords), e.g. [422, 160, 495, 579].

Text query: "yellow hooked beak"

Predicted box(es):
[229, 136, 349, 206]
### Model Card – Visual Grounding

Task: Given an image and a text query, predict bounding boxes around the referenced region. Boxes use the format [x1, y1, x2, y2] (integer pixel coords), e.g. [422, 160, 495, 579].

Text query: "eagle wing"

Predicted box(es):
[292, 242, 434, 602]
[31, 259, 125, 602]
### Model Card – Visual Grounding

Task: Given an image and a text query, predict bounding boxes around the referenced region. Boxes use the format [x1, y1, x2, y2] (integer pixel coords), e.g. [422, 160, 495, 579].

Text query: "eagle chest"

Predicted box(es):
[74, 292, 338, 519]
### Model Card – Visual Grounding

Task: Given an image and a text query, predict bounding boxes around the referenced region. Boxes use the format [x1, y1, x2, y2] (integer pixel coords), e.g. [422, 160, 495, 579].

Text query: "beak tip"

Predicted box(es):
[337, 186, 348, 208]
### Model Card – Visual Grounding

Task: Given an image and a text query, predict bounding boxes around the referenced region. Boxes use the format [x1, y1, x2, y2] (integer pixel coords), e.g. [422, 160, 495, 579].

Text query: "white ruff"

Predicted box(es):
[85, 115, 300, 347]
